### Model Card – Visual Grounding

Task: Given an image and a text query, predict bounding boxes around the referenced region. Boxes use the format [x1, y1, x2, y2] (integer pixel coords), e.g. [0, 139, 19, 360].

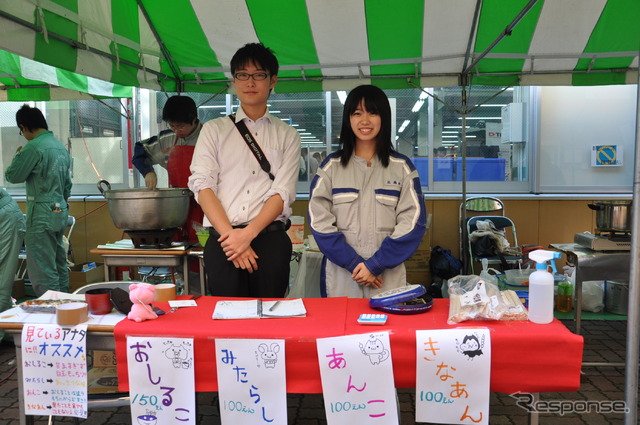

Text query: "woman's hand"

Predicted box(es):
[352, 263, 383, 289]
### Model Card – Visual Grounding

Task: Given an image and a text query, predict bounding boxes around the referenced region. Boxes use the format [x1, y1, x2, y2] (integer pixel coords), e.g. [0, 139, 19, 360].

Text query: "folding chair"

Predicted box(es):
[459, 197, 504, 273]
[466, 216, 523, 274]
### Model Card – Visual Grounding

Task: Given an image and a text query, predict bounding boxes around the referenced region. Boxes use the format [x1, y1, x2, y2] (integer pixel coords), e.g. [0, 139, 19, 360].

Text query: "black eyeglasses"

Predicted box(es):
[233, 72, 270, 81]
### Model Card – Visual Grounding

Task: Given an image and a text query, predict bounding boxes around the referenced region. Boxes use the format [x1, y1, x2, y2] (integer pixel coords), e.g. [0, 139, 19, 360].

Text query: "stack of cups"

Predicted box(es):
[287, 216, 305, 251]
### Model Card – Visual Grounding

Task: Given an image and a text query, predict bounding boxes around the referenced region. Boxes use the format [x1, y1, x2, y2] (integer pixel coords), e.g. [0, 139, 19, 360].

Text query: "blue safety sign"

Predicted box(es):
[592, 145, 622, 167]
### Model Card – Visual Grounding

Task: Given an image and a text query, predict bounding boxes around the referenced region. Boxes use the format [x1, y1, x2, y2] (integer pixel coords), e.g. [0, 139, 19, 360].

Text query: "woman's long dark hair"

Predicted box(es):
[339, 85, 393, 167]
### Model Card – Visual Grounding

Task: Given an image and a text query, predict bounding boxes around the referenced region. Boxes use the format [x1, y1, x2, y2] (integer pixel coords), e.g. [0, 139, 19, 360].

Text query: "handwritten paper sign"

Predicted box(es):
[416, 329, 491, 425]
[127, 336, 195, 424]
[316, 332, 398, 425]
[215, 338, 287, 425]
[21, 324, 88, 418]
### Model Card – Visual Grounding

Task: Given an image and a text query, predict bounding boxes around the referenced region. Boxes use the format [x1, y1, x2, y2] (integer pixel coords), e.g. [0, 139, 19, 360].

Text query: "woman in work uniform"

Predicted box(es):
[5, 105, 72, 296]
[308, 85, 427, 298]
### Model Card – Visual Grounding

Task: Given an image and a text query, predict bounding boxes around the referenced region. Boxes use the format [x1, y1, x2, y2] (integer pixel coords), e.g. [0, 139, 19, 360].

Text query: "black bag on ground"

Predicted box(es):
[429, 246, 462, 280]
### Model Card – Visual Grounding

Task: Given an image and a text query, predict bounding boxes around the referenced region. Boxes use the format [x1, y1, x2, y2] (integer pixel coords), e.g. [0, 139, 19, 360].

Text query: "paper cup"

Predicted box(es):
[85, 288, 113, 315]
[56, 302, 89, 326]
[154, 283, 176, 302]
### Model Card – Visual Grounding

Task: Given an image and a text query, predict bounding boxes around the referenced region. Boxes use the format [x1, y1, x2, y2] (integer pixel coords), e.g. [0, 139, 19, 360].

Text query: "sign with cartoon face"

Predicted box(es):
[416, 329, 491, 424]
[215, 339, 287, 425]
[316, 331, 398, 425]
[126, 336, 195, 424]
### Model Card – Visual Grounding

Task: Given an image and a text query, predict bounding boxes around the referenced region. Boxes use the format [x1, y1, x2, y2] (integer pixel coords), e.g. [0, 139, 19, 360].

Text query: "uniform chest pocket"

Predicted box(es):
[332, 190, 359, 232]
[374, 189, 400, 232]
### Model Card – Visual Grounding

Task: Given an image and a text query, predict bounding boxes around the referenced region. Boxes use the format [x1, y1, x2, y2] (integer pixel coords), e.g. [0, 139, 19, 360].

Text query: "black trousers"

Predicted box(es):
[204, 229, 292, 298]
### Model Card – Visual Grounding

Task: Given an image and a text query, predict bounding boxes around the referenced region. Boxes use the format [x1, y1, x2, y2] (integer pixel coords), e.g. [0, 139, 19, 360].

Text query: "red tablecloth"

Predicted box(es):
[115, 296, 349, 393]
[115, 297, 583, 393]
[344, 299, 584, 393]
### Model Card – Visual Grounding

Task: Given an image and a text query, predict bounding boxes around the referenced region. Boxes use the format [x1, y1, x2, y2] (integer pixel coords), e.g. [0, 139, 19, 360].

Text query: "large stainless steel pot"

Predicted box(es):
[97, 180, 191, 230]
[587, 200, 632, 233]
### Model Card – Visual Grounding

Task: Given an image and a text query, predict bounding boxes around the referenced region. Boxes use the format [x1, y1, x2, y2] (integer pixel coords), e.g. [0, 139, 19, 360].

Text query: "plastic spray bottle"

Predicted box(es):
[528, 249, 562, 324]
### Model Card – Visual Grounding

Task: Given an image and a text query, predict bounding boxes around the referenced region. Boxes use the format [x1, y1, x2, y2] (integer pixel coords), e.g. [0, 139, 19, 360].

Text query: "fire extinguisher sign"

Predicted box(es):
[591, 145, 623, 167]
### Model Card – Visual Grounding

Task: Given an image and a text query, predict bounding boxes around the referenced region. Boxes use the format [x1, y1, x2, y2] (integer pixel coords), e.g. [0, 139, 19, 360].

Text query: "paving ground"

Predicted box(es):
[0, 319, 635, 425]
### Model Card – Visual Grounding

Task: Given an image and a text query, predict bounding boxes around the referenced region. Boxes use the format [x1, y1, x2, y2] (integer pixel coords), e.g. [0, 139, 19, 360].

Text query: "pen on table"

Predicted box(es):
[269, 300, 282, 312]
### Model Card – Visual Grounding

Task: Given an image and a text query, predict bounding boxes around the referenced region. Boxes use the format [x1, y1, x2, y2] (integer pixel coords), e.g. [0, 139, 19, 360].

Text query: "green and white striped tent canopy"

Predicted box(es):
[0, 49, 132, 101]
[0, 0, 637, 94]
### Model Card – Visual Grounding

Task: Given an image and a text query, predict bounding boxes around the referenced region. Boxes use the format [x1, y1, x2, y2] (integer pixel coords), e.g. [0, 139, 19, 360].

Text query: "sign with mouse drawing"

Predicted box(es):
[215, 338, 287, 425]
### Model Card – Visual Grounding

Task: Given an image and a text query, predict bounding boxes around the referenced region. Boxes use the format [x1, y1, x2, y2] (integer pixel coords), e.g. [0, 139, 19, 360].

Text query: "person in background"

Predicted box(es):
[298, 150, 307, 181]
[189, 42, 300, 298]
[312, 151, 323, 167]
[308, 85, 426, 298]
[5, 105, 72, 296]
[0, 189, 26, 334]
[434, 146, 447, 157]
[132, 95, 204, 244]
[305, 148, 319, 180]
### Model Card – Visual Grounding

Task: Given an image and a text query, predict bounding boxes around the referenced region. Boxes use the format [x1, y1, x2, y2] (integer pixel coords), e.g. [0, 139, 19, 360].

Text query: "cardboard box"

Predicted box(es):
[404, 248, 431, 270]
[92, 350, 117, 368]
[406, 268, 431, 286]
[12, 278, 26, 299]
[68, 262, 104, 292]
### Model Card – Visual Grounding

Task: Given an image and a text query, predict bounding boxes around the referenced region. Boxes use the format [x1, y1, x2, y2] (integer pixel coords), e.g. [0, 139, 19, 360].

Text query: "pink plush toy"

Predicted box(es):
[127, 283, 158, 322]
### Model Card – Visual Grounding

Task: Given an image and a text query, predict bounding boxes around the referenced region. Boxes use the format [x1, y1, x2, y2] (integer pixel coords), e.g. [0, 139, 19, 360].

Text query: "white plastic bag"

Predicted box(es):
[479, 258, 501, 286]
[582, 281, 604, 312]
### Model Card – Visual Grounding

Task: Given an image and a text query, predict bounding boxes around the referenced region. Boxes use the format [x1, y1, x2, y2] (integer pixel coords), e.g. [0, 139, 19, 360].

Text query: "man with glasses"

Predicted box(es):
[5, 105, 71, 296]
[189, 43, 300, 298]
[132, 95, 204, 244]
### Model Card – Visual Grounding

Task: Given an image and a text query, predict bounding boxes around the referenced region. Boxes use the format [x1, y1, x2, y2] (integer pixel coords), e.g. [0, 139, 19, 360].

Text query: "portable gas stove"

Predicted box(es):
[125, 228, 180, 249]
[574, 231, 631, 251]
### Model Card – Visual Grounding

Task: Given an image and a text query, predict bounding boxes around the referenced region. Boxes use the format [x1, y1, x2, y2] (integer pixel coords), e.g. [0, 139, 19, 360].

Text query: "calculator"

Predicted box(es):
[357, 313, 388, 325]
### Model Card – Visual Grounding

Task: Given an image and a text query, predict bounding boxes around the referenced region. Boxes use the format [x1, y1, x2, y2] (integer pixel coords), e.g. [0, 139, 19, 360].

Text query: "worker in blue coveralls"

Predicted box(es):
[5, 105, 72, 297]
[0, 189, 25, 340]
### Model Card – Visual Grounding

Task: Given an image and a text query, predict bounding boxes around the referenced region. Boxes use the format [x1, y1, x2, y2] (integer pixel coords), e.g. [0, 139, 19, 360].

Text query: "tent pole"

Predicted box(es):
[463, 0, 540, 75]
[136, 0, 182, 90]
[624, 70, 640, 425]
[461, 86, 469, 272]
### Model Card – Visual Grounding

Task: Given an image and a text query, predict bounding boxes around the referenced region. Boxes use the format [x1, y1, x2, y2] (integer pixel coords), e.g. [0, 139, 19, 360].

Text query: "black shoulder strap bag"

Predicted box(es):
[229, 114, 275, 180]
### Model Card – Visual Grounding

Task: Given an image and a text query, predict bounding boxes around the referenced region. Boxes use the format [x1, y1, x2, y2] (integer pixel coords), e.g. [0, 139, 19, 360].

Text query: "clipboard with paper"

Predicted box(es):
[212, 298, 306, 319]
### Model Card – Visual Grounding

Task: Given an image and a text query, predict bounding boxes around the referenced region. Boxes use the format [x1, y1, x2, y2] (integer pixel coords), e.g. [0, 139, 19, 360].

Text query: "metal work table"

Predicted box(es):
[90, 247, 190, 294]
[550, 243, 630, 335]
[187, 249, 207, 296]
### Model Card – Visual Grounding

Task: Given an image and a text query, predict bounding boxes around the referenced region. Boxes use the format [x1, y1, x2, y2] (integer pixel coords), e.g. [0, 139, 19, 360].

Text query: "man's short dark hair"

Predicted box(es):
[16, 104, 48, 132]
[231, 43, 279, 76]
[162, 95, 197, 124]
